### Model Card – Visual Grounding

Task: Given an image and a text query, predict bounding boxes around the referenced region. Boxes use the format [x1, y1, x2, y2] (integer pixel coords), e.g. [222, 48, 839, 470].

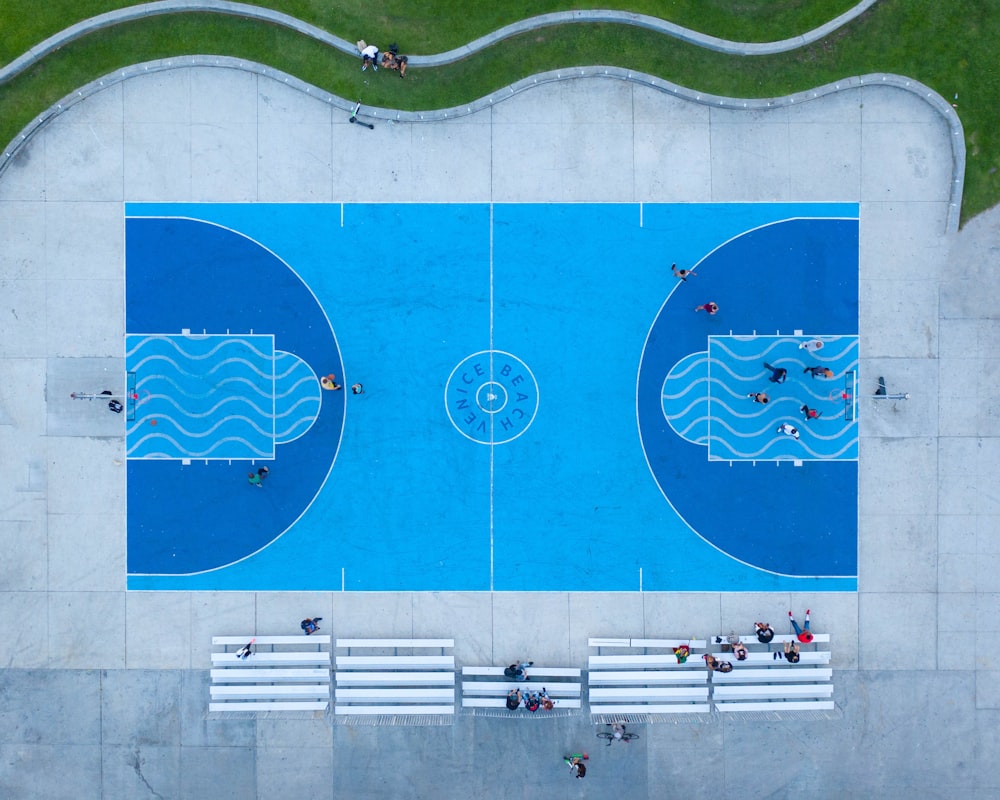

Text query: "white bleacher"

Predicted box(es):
[209, 635, 331, 714]
[460, 665, 582, 713]
[333, 639, 456, 719]
[588, 638, 710, 718]
[707, 633, 834, 713]
[705, 651, 831, 665]
[709, 632, 830, 646]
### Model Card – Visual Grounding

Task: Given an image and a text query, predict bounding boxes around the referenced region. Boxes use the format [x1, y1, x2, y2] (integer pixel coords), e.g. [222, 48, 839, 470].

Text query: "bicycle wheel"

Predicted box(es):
[596, 732, 615, 741]
[623, 732, 640, 742]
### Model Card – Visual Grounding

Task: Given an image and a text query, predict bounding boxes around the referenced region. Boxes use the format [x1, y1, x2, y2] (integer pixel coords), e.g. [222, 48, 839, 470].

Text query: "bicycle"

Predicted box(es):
[597, 724, 640, 745]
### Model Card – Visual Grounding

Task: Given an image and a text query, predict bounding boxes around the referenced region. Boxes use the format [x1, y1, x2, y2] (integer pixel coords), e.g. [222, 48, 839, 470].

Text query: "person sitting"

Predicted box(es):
[524, 691, 540, 712]
[503, 660, 532, 680]
[703, 654, 733, 673]
[673, 644, 690, 664]
[540, 688, 555, 710]
[505, 688, 521, 710]
[783, 640, 801, 663]
[732, 641, 748, 661]
[755, 622, 775, 643]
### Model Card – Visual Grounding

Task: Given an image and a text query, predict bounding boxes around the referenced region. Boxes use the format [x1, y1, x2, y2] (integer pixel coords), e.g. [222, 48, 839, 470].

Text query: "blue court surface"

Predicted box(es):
[125, 202, 859, 592]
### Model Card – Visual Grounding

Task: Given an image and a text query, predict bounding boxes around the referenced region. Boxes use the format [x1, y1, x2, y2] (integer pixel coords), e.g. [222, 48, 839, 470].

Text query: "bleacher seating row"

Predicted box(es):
[208, 633, 833, 718]
[588, 635, 834, 718]
[333, 639, 456, 718]
[210, 635, 332, 713]
[460, 666, 582, 712]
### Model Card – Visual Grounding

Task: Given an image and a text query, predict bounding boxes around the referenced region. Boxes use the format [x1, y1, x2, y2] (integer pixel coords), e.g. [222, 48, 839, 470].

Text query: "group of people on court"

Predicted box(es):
[745, 351, 838, 441]
[673, 260, 839, 437]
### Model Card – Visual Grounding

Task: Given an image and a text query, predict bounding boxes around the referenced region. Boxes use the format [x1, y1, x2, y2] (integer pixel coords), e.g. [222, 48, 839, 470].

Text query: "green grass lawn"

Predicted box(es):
[1, 0, 997, 221]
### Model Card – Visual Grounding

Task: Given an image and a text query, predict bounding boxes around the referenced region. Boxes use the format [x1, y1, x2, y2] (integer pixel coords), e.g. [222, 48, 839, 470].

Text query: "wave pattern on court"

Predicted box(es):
[125, 202, 859, 591]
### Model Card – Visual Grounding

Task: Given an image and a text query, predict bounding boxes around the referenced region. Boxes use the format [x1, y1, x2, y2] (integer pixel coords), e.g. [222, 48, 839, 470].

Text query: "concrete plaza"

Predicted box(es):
[1, 63, 999, 798]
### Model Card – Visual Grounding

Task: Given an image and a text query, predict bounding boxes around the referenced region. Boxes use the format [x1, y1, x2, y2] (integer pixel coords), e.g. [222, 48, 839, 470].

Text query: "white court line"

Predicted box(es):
[489, 203, 495, 592]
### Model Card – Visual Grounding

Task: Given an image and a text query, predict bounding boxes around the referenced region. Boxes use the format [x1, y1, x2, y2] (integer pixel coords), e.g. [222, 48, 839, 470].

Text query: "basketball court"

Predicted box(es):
[125, 201, 859, 592]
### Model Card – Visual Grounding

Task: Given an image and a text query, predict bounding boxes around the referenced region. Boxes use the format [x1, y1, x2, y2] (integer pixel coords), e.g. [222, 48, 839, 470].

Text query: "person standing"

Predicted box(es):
[763, 362, 787, 383]
[671, 263, 696, 282]
[801, 404, 822, 421]
[300, 617, 323, 635]
[564, 755, 587, 779]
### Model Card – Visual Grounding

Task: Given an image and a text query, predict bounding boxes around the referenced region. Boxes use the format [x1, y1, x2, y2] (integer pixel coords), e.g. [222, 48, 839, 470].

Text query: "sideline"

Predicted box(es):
[0, 0, 880, 83]
[0, 57, 964, 233]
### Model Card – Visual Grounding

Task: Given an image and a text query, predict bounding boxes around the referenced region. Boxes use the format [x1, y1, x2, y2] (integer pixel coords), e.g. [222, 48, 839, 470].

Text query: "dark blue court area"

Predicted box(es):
[125, 203, 859, 592]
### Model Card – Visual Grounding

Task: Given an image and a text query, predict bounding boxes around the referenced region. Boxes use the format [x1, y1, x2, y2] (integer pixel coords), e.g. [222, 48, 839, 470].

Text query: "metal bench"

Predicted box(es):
[460, 681, 581, 698]
[588, 670, 708, 685]
[333, 705, 455, 716]
[333, 639, 456, 719]
[211, 685, 331, 700]
[715, 699, 835, 713]
[460, 665, 582, 715]
[705, 651, 831, 665]
[461, 666, 581, 679]
[589, 655, 694, 670]
[462, 697, 584, 710]
[210, 634, 332, 715]
[209, 701, 329, 713]
[212, 652, 331, 667]
[336, 638, 454, 650]
[335, 672, 455, 686]
[588, 638, 712, 719]
[711, 668, 833, 684]
[213, 635, 331, 646]
[335, 655, 455, 670]
[710, 633, 830, 646]
[590, 687, 708, 703]
[590, 702, 711, 715]
[589, 638, 708, 650]
[210, 668, 330, 683]
[714, 684, 834, 702]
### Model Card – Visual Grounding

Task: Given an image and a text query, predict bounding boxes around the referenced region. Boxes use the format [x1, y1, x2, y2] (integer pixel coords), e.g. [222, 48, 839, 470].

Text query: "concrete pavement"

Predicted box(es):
[1, 63, 998, 798]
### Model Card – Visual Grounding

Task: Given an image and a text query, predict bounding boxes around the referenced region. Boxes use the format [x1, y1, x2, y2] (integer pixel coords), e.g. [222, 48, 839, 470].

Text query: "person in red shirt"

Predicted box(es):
[789, 609, 814, 643]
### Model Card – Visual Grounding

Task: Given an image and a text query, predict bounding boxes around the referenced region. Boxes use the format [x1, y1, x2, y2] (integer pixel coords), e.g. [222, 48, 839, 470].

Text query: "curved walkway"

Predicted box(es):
[0, 55, 965, 232]
[1, 0, 880, 83]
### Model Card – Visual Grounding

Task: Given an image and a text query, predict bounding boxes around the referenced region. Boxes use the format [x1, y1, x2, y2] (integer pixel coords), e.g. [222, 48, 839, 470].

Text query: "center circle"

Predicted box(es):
[476, 381, 508, 413]
[445, 350, 539, 445]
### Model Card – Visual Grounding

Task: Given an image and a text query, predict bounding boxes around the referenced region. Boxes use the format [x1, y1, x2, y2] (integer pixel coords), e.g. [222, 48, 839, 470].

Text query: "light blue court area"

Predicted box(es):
[664, 335, 860, 461]
[125, 203, 859, 592]
[125, 334, 322, 459]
